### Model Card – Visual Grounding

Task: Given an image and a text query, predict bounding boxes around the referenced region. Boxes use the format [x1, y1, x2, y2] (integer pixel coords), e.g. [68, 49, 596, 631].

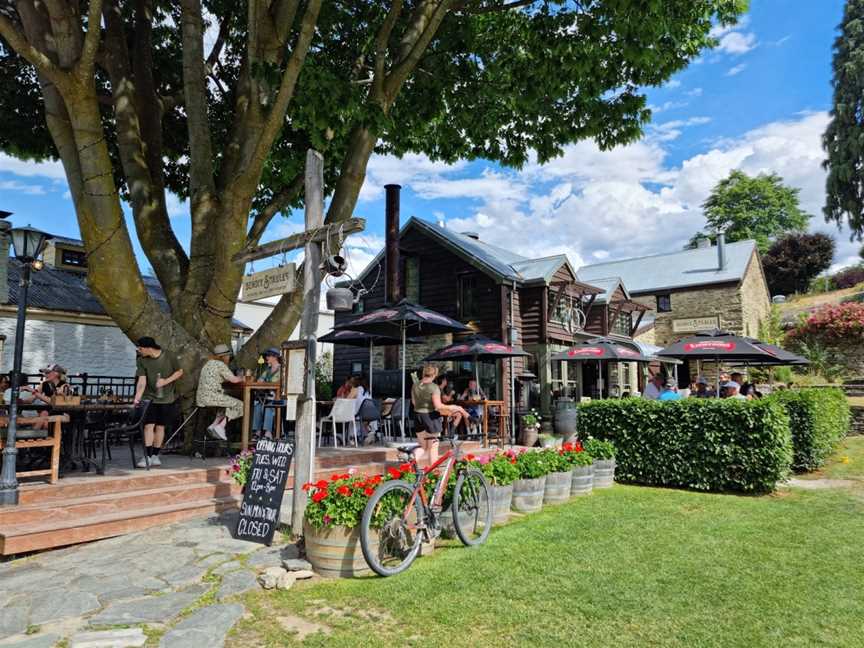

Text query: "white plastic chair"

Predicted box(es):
[382, 397, 411, 441]
[317, 398, 359, 448]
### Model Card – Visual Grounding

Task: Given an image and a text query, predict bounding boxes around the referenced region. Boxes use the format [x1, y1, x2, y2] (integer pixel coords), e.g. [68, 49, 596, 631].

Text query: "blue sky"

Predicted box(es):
[0, 0, 857, 282]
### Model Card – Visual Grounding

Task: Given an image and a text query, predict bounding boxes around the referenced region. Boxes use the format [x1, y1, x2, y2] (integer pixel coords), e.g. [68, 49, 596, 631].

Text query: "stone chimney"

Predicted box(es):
[0, 220, 10, 304]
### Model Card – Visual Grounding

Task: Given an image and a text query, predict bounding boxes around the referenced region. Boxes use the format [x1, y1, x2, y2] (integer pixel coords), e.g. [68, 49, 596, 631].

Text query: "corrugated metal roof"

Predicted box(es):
[7, 260, 252, 331]
[579, 276, 628, 304]
[577, 240, 756, 293]
[511, 256, 569, 283]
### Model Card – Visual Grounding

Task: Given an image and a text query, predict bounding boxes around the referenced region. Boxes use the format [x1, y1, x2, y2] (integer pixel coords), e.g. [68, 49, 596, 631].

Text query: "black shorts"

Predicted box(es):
[414, 412, 442, 435]
[144, 401, 177, 427]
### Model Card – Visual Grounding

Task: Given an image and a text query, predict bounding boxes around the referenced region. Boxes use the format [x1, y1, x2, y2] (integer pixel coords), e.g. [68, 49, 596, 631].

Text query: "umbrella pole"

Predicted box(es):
[715, 355, 720, 398]
[369, 340, 374, 398]
[598, 360, 603, 399]
[401, 323, 406, 442]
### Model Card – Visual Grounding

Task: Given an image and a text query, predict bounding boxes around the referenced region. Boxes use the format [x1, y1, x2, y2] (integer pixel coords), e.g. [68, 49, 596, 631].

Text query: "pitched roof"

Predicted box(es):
[577, 240, 757, 294]
[579, 276, 629, 304]
[6, 260, 252, 331]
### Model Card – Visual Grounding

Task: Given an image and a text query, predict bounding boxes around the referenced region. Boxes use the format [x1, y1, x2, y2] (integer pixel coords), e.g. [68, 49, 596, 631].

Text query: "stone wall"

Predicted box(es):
[739, 251, 772, 339]
[850, 406, 864, 436]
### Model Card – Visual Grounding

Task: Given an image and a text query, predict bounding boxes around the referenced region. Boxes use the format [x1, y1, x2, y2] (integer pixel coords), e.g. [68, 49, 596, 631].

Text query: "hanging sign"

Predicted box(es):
[242, 263, 296, 301]
[235, 438, 294, 545]
[672, 316, 720, 333]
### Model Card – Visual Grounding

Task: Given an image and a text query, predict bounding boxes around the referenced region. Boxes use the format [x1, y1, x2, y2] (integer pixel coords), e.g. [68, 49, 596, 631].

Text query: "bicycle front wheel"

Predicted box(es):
[452, 468, 492, 546]
[360, 479, 424, 577]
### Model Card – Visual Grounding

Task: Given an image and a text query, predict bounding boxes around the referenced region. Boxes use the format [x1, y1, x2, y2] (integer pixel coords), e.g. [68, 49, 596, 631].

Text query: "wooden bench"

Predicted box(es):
[0, 414, 68, 484]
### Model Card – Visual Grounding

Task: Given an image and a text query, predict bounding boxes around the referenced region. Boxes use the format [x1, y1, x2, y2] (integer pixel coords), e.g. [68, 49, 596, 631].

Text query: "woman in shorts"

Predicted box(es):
[411, 364, 469, 466]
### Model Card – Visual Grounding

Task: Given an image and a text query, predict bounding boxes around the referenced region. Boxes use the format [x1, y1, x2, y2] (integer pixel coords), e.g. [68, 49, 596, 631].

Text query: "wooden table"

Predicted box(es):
[223, 379, 280, 449]
[455, 399, 506, 447]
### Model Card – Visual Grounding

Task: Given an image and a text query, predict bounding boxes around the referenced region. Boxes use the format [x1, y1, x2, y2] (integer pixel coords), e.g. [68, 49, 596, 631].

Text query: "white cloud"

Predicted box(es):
[665, 80, 682, 89]
[0, 153, 66, 181]
[359, 153, 467, 202]
[726, 63, 747, 77]
[716, 31, 757, 55]
[686, 88, 704, 97]
[0, 179, 47, 195]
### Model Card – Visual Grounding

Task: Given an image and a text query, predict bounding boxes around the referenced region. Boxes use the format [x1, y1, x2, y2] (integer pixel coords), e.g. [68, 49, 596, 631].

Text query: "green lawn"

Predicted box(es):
[797, 436, 864, 481]
[230, 449, 864, 648]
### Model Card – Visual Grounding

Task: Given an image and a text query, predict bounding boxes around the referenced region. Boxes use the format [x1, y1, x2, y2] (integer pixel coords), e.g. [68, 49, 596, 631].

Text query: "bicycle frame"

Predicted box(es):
[405, 435, 464, 527]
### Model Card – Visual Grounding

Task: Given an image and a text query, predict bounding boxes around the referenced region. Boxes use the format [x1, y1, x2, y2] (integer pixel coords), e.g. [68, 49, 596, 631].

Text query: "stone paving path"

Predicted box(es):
[0, 513, 310, 648]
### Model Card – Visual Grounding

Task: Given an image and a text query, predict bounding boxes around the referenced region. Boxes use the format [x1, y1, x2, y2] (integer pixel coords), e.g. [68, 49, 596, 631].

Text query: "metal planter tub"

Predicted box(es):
[570, 465, 594, 496]
[543, 470, 573, 504]
[304, 520, 373, 578]
[511, 476, 546, 513]
[593, 459, 616, 489]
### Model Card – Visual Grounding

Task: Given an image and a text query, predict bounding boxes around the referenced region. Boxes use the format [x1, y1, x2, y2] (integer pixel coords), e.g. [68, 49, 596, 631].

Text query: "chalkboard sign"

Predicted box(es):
[235, 438, 294, 545]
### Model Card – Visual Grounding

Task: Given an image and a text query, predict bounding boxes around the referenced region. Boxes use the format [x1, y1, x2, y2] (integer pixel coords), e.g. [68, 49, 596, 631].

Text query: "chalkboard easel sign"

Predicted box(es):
[235, 438, 294, 545]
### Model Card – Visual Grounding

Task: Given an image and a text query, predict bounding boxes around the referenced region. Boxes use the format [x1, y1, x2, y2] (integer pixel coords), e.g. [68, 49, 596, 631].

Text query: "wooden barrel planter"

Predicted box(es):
[593, 459, 616, 489]
[511, 476, 546, 513]
[570, 465, 594, 496]
[543, 470, 573, 504]
[439, 506, 470, 539]
[491, 484, 513, 525]
[304, 520, 373, 578]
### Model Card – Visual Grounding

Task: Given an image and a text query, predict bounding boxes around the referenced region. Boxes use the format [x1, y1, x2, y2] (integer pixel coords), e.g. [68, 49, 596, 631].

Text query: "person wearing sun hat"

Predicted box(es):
[251, 348, 282, 439]
[196, 343, 245, 441]
[133, 336, 184, 466]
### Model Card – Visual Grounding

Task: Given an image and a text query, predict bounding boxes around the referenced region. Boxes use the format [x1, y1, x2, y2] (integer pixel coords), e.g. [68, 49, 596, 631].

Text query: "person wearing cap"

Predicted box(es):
[133, 337, 184, 467]
[691, 376, 713, 398]
[196, 344, 245, 441]
[252, 348, 282, 439]
[24, 364, 69, 406]
[658, 378, 682, 401]
[722, 380, 747, 400]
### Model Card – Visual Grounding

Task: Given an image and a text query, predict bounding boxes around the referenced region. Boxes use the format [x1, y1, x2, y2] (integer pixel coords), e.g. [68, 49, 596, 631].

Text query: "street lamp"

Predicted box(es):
[0, 222, 52, 506]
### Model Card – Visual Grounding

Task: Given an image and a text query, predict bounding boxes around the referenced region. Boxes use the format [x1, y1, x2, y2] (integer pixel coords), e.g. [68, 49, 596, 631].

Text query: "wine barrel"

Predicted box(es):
[543, 470, 573, 504]
[593, 459, 616, 488]
[570, 465, 594, 496]
[304, 520, 373, 578]
[511, 476, 546, 513]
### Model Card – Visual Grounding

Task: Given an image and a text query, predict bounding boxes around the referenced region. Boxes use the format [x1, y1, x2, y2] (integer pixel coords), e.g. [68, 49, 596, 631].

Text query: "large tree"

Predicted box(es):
[824, 0, 864, 241]
[689, 170, 810, 252]
[761, 232, 835, 296]
[0, 0, 745, 390]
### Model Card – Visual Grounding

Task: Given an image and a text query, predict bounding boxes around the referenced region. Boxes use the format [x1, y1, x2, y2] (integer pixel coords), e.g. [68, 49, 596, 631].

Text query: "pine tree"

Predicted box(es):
[824, 0, 864, 240]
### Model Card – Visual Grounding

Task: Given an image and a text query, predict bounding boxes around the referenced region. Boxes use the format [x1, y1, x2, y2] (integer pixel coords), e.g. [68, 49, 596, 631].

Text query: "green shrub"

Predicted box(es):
[479, 453, 520, 486]
[577, 399, 792, 494]
[583, 438, 616, 460]
[770, 388, 850, 471]
[515, 450, 548, 479]
[539, 448, 571, 473]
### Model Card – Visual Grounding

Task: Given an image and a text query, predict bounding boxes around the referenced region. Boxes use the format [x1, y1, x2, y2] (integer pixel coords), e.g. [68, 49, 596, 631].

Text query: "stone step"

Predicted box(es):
[0, 496, 242, 555]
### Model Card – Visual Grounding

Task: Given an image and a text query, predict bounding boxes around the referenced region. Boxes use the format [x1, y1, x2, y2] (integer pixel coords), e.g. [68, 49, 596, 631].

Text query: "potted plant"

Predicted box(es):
[583, 438, 616, 488]
[520, 409, 541, 447]
[303, 464, 415, 577]
[540, 448, 573, 504]
[561, 441, 594, 496]
[510, 450, 547, 513]
[477, 452, 520, 525]
[226, 449, 254, 491]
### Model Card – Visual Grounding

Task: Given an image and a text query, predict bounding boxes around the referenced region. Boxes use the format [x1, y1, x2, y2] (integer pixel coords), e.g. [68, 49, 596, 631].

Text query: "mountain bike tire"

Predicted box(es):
[452, 468, 493, 547]
[360, 479, 424, 577]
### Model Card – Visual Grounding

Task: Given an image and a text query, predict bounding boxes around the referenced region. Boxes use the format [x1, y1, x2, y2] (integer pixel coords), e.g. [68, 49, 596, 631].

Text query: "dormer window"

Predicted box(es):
[61, 248, 87, 268]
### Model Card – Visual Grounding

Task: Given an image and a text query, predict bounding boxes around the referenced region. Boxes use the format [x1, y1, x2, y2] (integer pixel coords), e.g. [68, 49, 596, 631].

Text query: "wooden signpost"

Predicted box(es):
[235, 437, 294, 545]
[232, 149, 364, 537]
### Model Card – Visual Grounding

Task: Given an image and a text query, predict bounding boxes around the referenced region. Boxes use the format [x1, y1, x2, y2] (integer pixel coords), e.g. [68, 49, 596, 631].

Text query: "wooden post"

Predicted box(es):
[291, 149, 324, 536]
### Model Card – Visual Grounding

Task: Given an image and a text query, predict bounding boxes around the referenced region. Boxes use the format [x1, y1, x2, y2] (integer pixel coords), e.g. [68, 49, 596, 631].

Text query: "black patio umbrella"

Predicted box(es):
[424, 335, 530, 389]
[334, 300, 471, 436]
[551, 338, 655, 399]
[658, 329, 781, 396]
[319, 329, 421, 396]
[746, 340, 810, 366]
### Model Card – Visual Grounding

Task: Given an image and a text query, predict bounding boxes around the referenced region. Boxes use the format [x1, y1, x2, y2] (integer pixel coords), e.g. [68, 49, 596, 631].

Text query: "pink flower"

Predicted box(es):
[477, 454, 492, 465]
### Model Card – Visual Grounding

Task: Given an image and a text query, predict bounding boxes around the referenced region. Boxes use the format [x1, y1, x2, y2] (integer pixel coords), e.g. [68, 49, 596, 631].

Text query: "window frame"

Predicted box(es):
[457, 273, 480, 320]
[656, 293, 672, 313]
[61, 248, 87, 268]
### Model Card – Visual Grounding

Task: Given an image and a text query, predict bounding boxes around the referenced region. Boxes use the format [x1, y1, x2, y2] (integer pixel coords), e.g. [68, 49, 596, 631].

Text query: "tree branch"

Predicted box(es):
[0, 15, 67, 86]
[79, 0, 104, 73]
[372, 0, 404, 102]
[205, 8, 233, 69]
[246, 173, 304, 247]
[385, 0, 452, 100]
[454, 0, 536, 14]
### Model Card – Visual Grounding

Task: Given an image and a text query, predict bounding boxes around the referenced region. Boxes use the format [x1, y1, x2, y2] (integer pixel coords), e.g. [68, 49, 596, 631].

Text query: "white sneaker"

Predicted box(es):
[207, 424, 227, 441]
[150, 455, 162, 466]
[136, 456, 150, 468]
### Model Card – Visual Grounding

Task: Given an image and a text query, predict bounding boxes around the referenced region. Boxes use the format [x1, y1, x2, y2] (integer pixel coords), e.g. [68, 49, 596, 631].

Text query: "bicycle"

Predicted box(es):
[359, 433, 493, 577]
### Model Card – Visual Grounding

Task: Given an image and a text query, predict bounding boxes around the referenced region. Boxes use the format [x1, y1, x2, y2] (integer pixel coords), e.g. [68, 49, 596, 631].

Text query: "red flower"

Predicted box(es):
[312, 490, 327, 503]
[302, 482, 312, 492]
[465, 454, 476, 462]
[315, 479, 328, 489]
[399, 462, 413, 473]
[370, 475, 383, 484]
[387, 467, 402, 479]
[337, 485, 351, 496]
[330, 474, 341, 482]
[364, 487, 375, 496]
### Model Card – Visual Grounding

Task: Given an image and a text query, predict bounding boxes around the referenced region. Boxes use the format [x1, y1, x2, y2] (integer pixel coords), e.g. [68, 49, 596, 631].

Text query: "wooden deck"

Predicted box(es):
[0, 441, 489, 556]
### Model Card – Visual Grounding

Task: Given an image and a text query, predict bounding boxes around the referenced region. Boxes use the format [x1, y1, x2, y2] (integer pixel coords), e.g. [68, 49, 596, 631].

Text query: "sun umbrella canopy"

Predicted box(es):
[424, 336, 530, 362]
[657, 329, 778, 362]
[747, 340, 810, 366]
[319, 329, 419, 347]
[334, 299, 471, 337]
[551, 338, 655, 363]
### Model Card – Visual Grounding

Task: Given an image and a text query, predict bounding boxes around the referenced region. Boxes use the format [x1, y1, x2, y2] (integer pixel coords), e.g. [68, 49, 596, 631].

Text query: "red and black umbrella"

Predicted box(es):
[657, 330, 778, 362]
[551, 338, 654, 363]
[424, 336, 530, 390]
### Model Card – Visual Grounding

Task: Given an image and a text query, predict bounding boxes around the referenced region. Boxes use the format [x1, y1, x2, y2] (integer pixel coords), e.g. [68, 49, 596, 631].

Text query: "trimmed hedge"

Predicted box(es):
[771, 388, 850, 472]
[578, 399, 792, 494]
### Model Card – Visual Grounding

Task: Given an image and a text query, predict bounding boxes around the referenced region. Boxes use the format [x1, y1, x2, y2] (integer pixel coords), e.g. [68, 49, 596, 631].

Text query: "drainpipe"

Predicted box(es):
[717, 230, 727, 270]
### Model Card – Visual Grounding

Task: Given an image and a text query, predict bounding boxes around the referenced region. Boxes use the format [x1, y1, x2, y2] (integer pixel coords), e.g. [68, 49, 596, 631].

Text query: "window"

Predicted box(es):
[351, 361, 363, 375]
[610, 310, 632, 337]
[458, 274, 479, 319]
[656, 294, 672, 313]
[403, 256, 420, 302]
[550, 294, 585, 332]
[61, 248, 87, 268]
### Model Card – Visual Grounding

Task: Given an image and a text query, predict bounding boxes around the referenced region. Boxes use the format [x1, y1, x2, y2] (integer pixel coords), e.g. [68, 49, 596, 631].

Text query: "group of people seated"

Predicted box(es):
[0, 364, 70, 429]
[641, 370, 763, 401]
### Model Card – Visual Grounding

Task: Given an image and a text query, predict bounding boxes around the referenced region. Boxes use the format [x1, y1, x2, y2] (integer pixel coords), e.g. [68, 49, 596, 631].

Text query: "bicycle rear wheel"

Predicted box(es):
[360, 479, 424, 577]
[452, 468, 492, 546]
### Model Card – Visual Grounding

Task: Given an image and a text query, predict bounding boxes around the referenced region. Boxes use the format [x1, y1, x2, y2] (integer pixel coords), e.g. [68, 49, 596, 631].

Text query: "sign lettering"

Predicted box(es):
[241, 264, 296, 301]
[235, 438, 294, 545]
[672, 316, 720, 333]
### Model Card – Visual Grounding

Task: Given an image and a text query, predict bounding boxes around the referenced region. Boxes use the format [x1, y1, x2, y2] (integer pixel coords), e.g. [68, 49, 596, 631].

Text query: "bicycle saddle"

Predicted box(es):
[397, 443, 421, 454]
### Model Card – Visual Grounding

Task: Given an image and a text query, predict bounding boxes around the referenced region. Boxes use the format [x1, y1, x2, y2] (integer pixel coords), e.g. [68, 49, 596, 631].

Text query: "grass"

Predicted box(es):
[797, 436, 864, 482]
[229, 455, 864, 648]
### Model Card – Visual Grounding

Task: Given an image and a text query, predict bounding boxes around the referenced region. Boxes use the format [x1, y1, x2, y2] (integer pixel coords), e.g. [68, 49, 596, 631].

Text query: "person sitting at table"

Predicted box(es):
[658, 379, 682, 401]
[435, 374, 455, 404]
[196, 343, 244, 442]
[3, 379, 49, 429]
[336, 376, 355, 399]
[412, 364, 469, 467]
[458, 378, 486, 427]
[352, 375, 381, 445]
[251, 348, 282, 439]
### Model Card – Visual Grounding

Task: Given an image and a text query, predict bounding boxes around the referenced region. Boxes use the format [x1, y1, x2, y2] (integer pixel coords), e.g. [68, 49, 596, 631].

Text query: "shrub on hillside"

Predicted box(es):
[577, 399, 792, 494]
[832, 264, 864, 290]
[771, 388, 850, 471]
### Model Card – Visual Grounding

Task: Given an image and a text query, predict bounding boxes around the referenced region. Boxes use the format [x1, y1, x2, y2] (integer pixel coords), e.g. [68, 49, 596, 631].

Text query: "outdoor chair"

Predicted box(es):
[189, 406, 230, 460]
[317, 398, 359, 448]
[381, 397, 411, 440]
[0, 416, 64, 484]
[106, 400, 152, 470]
[81, 408, 112, 473]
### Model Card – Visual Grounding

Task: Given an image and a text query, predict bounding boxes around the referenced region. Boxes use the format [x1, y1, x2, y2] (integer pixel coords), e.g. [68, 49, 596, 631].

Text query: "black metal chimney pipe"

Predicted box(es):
[385, 184, 401, 304]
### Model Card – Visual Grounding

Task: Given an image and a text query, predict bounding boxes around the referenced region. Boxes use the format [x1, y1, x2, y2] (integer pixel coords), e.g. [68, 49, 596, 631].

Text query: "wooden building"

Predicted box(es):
[333, 217, 646, 415]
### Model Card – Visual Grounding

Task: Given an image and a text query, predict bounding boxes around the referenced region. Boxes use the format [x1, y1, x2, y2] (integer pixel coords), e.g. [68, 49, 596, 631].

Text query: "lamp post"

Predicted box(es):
[0, 224, 52, 506]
